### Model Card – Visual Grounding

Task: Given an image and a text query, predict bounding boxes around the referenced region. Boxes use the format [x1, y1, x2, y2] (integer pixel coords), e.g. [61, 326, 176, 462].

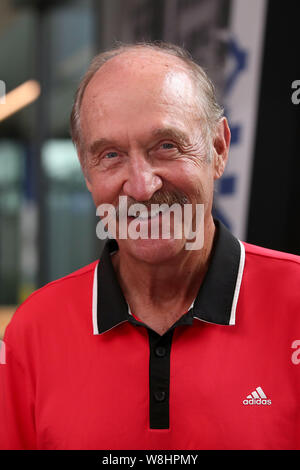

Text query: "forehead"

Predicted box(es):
[88, 49, 194, 88]
[80, 50, 199, 143]
[83, 51, 196, 108]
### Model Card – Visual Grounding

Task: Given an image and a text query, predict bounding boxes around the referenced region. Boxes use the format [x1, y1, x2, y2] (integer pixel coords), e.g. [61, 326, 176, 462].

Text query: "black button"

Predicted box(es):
[155, 346, 166, 357]
[154, 391, 166, 402]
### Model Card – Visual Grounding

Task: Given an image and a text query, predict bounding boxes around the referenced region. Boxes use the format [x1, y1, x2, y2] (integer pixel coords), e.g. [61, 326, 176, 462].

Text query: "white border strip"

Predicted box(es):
[92, 243, 245, 332]
[229, 240, 245, 325]
[92, 262, 99, 335]
[98, 320, 128, 335]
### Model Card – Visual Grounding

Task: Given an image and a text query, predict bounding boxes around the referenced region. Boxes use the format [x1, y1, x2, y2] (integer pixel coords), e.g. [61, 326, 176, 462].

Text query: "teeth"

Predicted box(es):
[126, 204, 172, 220]
[136, 206, 169, 220]
[137, 211, 155, 220]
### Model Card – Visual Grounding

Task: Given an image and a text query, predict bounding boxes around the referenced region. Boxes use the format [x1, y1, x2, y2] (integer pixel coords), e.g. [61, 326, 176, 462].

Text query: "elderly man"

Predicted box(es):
[0, 42, 300, 450]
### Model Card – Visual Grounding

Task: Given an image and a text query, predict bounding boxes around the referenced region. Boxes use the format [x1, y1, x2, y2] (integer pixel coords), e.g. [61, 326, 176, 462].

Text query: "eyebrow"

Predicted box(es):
[151, 127, 190, 147]
[88, 138, 115, 155]
[88, 127, 190, 155]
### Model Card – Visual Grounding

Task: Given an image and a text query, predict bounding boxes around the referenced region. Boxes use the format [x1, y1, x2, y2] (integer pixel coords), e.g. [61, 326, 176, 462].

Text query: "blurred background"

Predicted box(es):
[0, 0, 299, 338]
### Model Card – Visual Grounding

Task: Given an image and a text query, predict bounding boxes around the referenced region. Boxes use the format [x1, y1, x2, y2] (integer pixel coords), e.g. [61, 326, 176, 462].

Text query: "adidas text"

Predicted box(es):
[243, 398, 271, 405]
[243, 386, 271, 405]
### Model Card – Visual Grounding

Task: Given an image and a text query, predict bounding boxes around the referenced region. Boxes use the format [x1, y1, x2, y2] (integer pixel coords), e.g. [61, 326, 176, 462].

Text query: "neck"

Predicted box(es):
[112, 217, 216, 334]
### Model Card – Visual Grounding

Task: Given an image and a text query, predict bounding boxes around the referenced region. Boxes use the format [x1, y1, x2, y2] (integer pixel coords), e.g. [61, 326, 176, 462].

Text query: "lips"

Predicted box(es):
[129, 205, 171, 221]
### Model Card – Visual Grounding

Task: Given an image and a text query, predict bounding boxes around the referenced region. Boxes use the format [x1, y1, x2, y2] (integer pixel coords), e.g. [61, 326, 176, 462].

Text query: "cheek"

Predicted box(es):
[172, 162, 213, 200]
[87, 174, 121, 207]
[90, 188, 102, 208]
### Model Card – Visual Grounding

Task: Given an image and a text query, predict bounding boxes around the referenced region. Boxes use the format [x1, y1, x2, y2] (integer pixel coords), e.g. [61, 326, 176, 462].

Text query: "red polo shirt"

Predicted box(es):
[0, 221, 300, 450]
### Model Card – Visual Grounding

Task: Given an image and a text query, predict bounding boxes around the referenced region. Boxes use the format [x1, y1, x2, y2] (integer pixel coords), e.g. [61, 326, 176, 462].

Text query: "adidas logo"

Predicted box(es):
[242, 386, 271, 405]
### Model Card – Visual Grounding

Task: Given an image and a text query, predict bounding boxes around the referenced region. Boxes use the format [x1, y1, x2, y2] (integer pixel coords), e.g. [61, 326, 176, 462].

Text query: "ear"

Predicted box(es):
[213, 117, 231, 180]
[85, 175, 92, 193]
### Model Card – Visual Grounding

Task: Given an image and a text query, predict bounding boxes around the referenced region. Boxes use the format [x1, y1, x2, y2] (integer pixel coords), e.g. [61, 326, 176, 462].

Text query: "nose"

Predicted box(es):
[122, 154, 163, 201]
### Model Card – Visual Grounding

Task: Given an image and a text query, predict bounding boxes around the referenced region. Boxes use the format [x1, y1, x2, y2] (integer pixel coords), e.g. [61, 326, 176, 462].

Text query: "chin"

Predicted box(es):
[120, 237, 186, 264]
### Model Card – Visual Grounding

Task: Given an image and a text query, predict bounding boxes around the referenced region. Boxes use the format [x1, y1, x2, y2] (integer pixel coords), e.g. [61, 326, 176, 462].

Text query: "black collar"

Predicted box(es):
[92, 220, 245, 335]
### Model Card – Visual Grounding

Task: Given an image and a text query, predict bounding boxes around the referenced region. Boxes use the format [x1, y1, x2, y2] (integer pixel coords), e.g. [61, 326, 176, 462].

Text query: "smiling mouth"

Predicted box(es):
[128, 205, 172, 221]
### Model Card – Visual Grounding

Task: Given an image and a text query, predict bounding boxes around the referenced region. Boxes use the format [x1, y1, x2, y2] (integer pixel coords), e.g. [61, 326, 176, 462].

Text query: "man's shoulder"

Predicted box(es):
[243, 241, 300, 266]
[241, 243, 300, 322]
[242, 241, 300, 291]
[4, 260, 98, 340]
[22, 260, 98, 305]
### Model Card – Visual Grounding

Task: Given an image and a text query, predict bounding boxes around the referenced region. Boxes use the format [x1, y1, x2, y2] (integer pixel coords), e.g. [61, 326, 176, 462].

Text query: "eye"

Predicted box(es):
[149, 140, 180, 160]
[105, 151, 119, 159]
[160, 142, 175, 150]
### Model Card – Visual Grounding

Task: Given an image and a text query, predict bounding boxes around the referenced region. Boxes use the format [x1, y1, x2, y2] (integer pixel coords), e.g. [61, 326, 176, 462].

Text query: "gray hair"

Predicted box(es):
[70, 41, 224, 165]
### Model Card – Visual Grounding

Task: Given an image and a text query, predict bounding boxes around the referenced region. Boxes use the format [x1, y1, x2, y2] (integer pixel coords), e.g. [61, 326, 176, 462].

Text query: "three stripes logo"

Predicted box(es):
[243, 386, 271, 406]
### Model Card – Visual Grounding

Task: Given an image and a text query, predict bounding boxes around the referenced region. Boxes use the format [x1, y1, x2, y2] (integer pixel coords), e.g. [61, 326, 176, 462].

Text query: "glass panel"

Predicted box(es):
[47, 0, 94, 138]
[0, 140, 24, 304]
[42, 139, 99, 282]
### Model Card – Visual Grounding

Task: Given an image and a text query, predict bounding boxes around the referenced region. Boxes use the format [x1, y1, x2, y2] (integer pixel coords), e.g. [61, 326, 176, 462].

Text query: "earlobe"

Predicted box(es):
[214, 154, 225, 179]
[85, 175, 92, 192]
[213, 117, 231, 180]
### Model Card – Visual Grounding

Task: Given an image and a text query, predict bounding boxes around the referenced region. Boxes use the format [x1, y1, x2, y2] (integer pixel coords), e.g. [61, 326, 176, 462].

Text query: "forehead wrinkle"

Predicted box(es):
[151, 127, 191, 146]
[88, 125, 192, 155]
[80, 53, 206, 155]
[83, 50, 196, 111]
[88, 137, 115, 154]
